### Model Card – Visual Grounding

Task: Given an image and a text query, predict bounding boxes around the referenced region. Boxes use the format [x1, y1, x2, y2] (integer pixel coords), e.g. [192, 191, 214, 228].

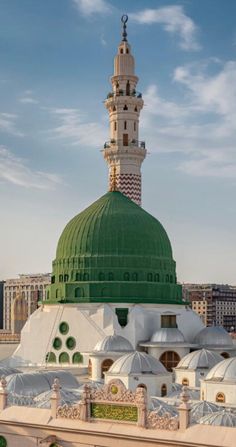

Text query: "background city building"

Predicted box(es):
[3, 273, 51, 332]
[183, 284, 236, 331]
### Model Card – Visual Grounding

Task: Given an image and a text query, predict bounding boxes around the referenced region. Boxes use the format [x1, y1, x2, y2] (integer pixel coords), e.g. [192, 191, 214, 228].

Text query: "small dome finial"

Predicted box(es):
[121, 14, 128, 42]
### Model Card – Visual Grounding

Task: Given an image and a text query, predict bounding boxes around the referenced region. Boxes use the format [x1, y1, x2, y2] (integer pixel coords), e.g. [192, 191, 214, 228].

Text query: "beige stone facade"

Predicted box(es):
[3, 273, 50, 332]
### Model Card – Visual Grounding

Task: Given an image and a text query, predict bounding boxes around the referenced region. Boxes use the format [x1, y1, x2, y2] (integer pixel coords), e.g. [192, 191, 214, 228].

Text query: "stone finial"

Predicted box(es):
[0, 376, 7, 391]
[51, 378, 61, 419]
[178, 386, 191, 430]
[0, 376, 8, 411]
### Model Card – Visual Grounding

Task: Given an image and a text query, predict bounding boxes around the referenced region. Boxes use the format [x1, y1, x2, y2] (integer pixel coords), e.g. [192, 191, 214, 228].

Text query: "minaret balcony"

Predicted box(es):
[103, 139, 146, 152]
[106, 90, 142, 99]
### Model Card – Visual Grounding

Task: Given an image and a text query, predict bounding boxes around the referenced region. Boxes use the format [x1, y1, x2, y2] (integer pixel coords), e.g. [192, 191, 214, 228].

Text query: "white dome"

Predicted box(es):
[108, 351, 167, 375]
[94, 335, 133, 352]
[205, 357, 236, 382]
[151, 328, 185, 343]
[191, 400, 220, 423]
[176, 349, 223, 370]
[199, 409, 236, 427]
[194, 326, 233, 347]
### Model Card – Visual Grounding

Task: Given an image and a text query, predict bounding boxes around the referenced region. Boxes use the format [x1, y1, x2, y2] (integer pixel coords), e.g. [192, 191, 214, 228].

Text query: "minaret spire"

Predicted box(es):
[103, 15, 147, 206]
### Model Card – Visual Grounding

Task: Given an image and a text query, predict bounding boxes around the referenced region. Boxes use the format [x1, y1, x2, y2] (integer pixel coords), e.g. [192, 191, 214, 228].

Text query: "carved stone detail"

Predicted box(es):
[147, 411, 179, 431]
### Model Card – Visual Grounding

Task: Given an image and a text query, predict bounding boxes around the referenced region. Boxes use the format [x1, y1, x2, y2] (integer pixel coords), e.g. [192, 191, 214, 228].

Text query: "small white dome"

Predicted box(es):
[191, 401, 220, 423]
[108, 351, 167, 375]
[194, 326, 233, 347]
[205, 357, 236, 382]
[176, 349, 223, 370]
[151, 328, 185, 343]
[199, 409, 236, 427]
[94, 335, 133, 352]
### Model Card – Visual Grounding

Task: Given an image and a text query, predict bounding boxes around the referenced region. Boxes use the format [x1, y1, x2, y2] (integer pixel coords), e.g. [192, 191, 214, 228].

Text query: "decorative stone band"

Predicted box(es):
[56, 379, 179, 430]
[109, 173, 141, 205]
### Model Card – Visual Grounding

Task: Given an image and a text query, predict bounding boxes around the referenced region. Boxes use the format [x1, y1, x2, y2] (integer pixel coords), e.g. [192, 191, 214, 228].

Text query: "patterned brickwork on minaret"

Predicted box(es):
[103, 15, 147, 206]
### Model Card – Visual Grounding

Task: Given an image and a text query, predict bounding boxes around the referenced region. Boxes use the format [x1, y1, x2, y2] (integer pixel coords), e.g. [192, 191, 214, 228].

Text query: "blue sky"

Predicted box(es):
[1, 0, 236, 283]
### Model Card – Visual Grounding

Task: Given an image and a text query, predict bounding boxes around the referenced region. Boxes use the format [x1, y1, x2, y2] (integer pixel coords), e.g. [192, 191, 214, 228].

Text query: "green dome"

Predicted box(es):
[48, 192, 182, 304]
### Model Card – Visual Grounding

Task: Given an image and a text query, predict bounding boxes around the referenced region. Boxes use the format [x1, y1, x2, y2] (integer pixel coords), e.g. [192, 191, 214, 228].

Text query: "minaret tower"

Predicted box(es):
[103, 15, 147, 206]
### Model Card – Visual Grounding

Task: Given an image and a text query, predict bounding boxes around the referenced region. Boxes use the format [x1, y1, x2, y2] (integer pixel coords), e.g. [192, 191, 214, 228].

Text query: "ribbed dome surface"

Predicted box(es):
[151, 328, 185, 343]
[176, 349, 223, 370]
[48, 192, 182, 304]
[191, 401, 220, 423]
[108, 351, 167, 375]
[194, 326, 233, 347]
[56, 192, 172, 259]
[205, 357, 236, 382]
[199, 409, 236, 427]
[94, 335, 133, 352]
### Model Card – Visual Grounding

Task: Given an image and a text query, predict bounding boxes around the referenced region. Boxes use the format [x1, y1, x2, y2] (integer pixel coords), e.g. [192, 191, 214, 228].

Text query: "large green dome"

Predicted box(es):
[47, 191, 182, 304]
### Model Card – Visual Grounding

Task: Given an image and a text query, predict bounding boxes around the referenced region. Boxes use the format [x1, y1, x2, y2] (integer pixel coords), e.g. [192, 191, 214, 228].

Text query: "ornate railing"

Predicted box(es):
[104, 139, 146, 149]
[106, 91, 142, 99]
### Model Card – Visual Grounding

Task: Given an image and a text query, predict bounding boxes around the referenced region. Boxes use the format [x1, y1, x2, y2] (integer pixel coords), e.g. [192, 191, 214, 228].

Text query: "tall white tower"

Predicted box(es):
[103, 15, 147, 206]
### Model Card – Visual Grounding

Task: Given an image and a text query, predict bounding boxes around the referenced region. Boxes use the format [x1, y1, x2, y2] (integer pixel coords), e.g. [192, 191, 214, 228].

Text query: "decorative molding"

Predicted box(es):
[147, 411, 179, 430]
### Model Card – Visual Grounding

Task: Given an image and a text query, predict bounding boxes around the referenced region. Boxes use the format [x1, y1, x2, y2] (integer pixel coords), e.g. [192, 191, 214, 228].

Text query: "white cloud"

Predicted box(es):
[72, 0, 111, 17]
[130, 5, 200, 51]
[48, 107, 107, 148]
[0, 112, 24, 136]
[141, 60, 236, 178]
[19, 90, 38, 104]
[0, 145, 62, 189]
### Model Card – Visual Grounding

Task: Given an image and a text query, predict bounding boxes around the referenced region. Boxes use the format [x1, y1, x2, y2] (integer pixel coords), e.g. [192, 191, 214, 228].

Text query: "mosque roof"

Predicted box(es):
[107, 351, 167, 375]
[176, 349, 223, 370]
[34, 388, 81, 409]
[48, 191, 182, 305]
[199, 409, 236, 427]
[194, 326, 233, 347]
[205, 357, 236, 382]
[150, 327, 186, 343]
[94, 335, 133, 352]
[191, 401, 220, 423]
[150, 398, 178, 417]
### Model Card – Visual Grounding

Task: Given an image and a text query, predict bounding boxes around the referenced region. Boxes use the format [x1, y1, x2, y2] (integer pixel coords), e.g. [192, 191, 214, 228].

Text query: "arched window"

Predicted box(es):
[170, 275, 173, 283]
[166, 274, 169, 283]
[108, 272, 114, 281]
[147, 273, 153, 282]
[59, 275, 63, 283]
[73, 352, 83, 364]
[75, 272, 81, 281]
[137, 383, 147, 391]
[161, 384, 167, 397]
[59, 352, 70, 364]
[51, 276, 55, 284]
[45, 352, 56, 363]
[114, 121, 117, 131]
[134, 122, 136, 131]
[132, 272, 138, 281]
[124, 120, 127, 130]
[124, 272, 130, 281]
[134, 106, 138, 112]
[99, 272, 105, 281]
[113, 105, 116, 111]
[126, 48, 129, 54]
[56, 289, 60, 299]
[123, 104, 128, 111]
[221, 352, 230, 359]
[126, 81, 130, 95]
[120, 48, 123, 54]
[182, 378, 189, 386]
[216, 392, 225, 403]
[64, 274, 69, 282]
[83, 273, 89, 281]
[75, 287, 83, 298]
[159, 351, 180, 372]
[154, 273, 160, 282]
[101, 359, 114, 378]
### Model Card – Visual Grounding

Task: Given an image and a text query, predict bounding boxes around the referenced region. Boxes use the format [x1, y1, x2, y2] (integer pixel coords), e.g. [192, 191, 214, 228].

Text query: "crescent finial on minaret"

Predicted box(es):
[121, 14, 128, 42]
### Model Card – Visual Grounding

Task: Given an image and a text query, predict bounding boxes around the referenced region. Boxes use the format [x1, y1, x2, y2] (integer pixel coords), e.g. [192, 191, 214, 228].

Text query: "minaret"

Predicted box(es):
[103, 15, 147, 206]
